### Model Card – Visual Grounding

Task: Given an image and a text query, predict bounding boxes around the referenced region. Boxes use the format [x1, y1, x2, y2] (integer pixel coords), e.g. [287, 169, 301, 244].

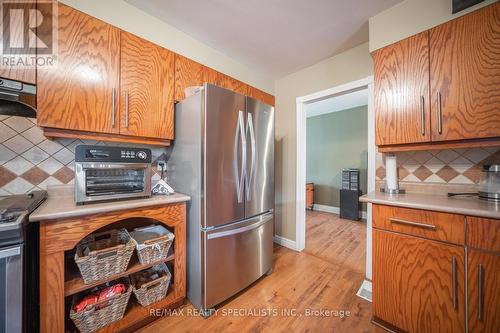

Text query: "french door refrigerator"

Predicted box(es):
[167, 83, 274, 312]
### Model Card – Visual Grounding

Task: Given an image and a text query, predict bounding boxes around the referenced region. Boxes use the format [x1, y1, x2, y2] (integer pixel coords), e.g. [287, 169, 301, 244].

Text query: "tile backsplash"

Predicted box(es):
[376, 147, 500, 185]
[0, 115, 167, 195]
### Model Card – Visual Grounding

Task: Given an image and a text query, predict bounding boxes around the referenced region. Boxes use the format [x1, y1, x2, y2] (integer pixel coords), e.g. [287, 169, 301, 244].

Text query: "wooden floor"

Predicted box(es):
[305, 210, 367, 273]
[139, 211, 373, 333]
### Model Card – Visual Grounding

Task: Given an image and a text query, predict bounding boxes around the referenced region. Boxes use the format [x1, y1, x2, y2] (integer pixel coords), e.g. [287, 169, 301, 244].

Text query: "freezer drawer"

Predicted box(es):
[203, 212, 273, 309]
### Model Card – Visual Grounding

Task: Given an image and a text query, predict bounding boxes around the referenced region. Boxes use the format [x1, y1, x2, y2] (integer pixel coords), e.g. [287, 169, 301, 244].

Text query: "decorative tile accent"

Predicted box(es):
[53, 166, 74, 184]
[0, 117, 168, 195]
[0, 166, 16, 187]
[376, 166, 385, 180]
[21, 167, 50, 185]
[413, 166, 433, 181]
[376, 147, 500, 185]
[436, 165, 460, 182]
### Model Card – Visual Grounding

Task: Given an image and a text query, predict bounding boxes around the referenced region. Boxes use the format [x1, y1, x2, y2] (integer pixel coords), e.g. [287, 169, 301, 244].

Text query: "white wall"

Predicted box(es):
[369, 0, 498, 51]
[59, 0, 274, 93]
[273, 42, 373, 241]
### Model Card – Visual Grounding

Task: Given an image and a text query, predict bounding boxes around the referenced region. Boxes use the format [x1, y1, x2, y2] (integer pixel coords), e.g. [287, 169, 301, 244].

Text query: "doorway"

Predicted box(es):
[295, 76, 375, 282]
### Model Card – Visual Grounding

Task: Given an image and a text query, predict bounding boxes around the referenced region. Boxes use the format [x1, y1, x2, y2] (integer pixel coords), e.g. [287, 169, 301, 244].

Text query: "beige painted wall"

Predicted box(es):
[274, 42, 373, 241]
[369, 0, 498, 52]
[59, 0, 274, 93]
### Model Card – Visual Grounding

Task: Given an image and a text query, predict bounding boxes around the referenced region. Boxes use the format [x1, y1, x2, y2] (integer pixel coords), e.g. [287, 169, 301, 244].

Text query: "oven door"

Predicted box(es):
[75, 163, 151, 203]
[0, 245, 23, 333]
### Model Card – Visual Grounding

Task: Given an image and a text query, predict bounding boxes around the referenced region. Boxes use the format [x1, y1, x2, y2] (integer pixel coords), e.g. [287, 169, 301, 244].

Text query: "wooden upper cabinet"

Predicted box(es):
[467, 249, 500, 333]
[373, 31, 431, 146]
[248, 86, 275, 106]
[218, 73, 248, 95]
[174, 54, 223, 102]
[0, 1, 35, 84]
[373, 229, 466, 333]
[120, 31, 175, 139]
[174, 55, 204, 102]
[429, 2, 500, 142]
[37, 4, 120, 134]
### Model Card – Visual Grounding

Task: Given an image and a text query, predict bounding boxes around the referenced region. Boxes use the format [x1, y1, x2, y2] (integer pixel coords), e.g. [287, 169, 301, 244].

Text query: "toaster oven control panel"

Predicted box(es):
[75, 145, 152, 163]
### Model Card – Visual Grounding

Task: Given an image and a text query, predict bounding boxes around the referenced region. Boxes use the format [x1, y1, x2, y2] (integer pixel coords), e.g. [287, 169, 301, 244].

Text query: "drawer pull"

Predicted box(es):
[389, 218, 437, 230]
[478, 264, 484, 321]
[452, 256, 457, 310]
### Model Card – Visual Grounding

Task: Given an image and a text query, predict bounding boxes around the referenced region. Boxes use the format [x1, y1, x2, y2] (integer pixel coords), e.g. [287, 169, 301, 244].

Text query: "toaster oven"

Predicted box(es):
[74, 145, 152, 205]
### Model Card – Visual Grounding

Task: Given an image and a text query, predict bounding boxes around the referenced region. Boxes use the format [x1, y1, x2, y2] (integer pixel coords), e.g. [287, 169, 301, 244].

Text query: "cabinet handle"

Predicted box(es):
[125, 90, 129, 128]
[111, 88, 116, 127]
[478, 264, 484, 321]
[437, 92, 442, 134]
[389, 218, 437, 230]
[420, 95, 425, 136]
[452, 256, 457, 310]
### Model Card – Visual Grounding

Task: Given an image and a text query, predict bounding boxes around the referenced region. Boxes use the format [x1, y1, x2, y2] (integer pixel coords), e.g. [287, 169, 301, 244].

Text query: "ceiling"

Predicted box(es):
[125, 0, 402, 78]
[305, 88, 368, 118]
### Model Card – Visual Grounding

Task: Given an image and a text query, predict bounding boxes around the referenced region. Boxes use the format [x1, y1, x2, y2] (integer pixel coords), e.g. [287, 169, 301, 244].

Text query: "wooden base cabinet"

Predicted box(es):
[39, 203, 186, 333]
[373, 229, 466, 333]
[467, 250, 500, 333]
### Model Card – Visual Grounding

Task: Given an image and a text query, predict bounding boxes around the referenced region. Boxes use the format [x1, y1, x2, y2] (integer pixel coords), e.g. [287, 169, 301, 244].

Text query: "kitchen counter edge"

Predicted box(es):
[30, 187, 190, 222]
[360, 191, 500, 220]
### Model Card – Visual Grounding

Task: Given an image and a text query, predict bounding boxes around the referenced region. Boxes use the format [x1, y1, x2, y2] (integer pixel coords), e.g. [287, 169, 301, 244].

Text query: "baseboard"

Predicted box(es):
[313, 204, 367, 219]
[273, 235, 297, 251]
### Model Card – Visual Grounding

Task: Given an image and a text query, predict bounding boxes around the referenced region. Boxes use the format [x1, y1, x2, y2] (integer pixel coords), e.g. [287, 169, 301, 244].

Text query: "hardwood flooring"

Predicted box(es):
[305, 211, 367, 273]
[139, 211, 372, 333]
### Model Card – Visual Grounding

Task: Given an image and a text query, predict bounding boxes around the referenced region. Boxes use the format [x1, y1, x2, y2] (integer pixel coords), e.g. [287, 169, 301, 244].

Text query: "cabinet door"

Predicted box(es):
[468, 250, 500, 333]
[218, 73, 248, 95]
[373, 229, 465, 332]
[429, 3, 500, 141]
[203, 66, 219, 86]
[373, 32, 431, 145]
[174, 55, 204, 102]
[120, 31, 175, 139]
[37, 4, 120, 134]
[248, 86, 275, 106]
[0, 1, 35, 84]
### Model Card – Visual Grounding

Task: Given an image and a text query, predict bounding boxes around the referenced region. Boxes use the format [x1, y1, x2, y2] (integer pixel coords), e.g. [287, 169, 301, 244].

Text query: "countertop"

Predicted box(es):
[30, 185, 191, 222]
[360, 191, 500, 219]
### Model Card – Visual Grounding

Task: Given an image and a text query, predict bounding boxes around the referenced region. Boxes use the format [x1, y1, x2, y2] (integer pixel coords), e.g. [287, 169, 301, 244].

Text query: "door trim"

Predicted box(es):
[295, 76, 375, 280]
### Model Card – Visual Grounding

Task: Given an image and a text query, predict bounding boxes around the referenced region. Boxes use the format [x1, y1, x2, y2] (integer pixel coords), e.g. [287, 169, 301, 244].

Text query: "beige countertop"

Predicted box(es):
[360, 191, 500, 219]
[30, 185, 190, 222]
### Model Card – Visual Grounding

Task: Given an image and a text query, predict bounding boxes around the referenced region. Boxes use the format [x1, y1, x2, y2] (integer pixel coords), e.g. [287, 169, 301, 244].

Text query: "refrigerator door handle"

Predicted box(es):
[246, 113, 256, 200]
[207, 212, 273, 239]
[236, 110, 246, 203]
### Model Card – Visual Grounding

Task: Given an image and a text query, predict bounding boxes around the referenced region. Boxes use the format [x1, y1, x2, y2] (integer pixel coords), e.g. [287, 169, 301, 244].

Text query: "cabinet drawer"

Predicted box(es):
[466, 216, 500, 253]
[373, 205, 465, 245]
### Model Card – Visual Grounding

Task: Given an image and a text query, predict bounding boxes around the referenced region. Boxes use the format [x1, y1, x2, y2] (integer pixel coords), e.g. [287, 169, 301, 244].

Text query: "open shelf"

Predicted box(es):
[65, 253, 175, 297]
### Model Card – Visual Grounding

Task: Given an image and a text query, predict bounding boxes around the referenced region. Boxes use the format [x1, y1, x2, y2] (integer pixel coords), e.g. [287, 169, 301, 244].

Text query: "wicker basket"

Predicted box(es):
[69, 279, 132, 333]
[129, 225, 174, 265]
[131, 263, 172, 307]
[75, 229, 136, 284]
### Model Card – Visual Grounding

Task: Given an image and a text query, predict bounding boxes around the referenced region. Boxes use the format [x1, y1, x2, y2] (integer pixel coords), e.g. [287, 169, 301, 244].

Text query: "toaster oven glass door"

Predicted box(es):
[76, 163, 151, 202]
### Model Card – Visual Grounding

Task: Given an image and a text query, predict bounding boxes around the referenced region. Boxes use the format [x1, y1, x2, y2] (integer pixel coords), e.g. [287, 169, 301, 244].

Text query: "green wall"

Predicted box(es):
[306, 105, 368, 210]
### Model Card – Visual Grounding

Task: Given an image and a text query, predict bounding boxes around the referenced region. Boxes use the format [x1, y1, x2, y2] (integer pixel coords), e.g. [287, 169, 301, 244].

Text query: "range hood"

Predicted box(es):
[0, 77, 37, 118]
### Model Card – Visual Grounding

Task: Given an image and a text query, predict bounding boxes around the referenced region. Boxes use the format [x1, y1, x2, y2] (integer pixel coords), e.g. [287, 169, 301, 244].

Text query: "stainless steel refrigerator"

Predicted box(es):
[166, 83, 274, 312]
